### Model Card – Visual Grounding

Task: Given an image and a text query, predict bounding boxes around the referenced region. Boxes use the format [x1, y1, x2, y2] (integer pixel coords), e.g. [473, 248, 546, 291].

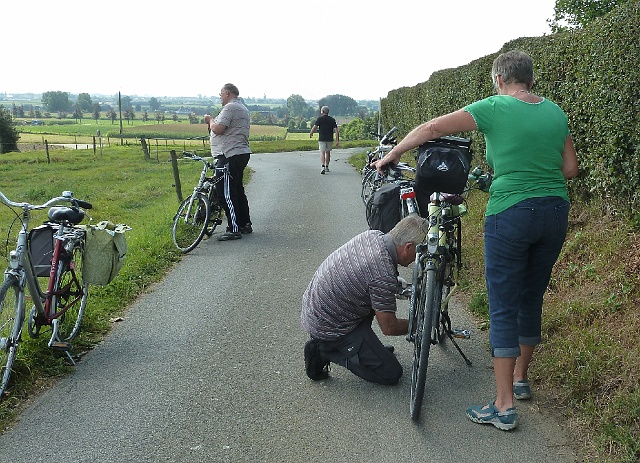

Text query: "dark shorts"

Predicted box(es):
[317, 314, 402, 385]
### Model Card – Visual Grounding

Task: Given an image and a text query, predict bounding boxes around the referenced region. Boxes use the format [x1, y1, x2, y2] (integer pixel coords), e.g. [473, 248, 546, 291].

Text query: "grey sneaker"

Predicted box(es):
[320, 167, 326, 174]
[324, 166, 330, 172]
[467, 402, 518, 431]
[513, 380, 531, 400]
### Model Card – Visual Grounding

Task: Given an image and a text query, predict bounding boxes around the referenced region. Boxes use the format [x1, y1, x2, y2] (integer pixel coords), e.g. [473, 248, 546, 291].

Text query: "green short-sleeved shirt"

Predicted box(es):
[464, 96, 570, 216]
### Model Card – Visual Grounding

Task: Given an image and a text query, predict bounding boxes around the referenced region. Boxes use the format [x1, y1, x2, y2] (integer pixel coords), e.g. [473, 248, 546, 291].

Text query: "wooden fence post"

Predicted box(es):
[45, 140, 50, 164]
[141, 138, 150, 160]
[170, 150, 183, 202]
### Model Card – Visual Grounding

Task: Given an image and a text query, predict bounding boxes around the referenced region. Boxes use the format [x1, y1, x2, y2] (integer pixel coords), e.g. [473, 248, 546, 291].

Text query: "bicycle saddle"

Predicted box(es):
[430, 192, 464, 205]
[48, 206, 85, 224]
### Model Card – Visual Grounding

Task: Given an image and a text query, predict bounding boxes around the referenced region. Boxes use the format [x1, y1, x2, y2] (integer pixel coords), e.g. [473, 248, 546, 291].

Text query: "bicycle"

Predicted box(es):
[361, 126, 398, 205]
[407, 166, 492, 421]
[171, 151, 227, 253]
[0, 190, 93, 398]
[365, 161, 420, 232]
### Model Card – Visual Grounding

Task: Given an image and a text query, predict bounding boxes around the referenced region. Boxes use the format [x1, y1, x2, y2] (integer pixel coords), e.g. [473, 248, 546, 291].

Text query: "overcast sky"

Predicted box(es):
[1, 0, 558, 101]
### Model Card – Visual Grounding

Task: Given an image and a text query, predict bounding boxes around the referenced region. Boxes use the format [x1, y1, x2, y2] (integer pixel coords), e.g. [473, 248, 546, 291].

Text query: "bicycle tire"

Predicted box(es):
[0, 276, 25, 398]
[54, 242, 89, 341]
[172, 193, 210, 253]
[410, 267, 438, 421]
[361, 168, 379, 205]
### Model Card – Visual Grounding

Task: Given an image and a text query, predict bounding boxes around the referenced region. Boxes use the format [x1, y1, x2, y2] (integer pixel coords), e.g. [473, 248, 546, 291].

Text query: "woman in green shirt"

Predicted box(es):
[373, 50, 578, 431]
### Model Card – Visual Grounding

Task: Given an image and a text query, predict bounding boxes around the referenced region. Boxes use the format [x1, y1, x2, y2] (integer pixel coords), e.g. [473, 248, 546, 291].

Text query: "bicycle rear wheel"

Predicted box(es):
[410, 267, 438, 421]
[0, 276, 25, 398]
[205, 196, 224, 237]
[54, 242, 89, 342]
[172, 193, 210, 253]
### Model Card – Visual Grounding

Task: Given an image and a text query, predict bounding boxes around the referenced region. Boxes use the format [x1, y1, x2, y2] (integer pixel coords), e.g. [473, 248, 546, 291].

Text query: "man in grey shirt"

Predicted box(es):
[205, 83, 252, 241]
[301, 215, 426, 384]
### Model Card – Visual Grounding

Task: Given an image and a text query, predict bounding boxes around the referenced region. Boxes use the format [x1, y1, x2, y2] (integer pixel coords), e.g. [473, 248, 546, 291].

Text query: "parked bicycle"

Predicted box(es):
[407, 166, 492, 421]
[361, 126, 398, 205]
[365, 161, 420, 232]
[0, 190, 93, 398]
[171, 151, 227, 253]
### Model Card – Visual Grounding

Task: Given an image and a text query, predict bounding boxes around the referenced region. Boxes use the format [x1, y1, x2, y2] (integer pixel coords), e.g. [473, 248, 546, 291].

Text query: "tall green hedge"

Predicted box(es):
[382, 1, 640, 219]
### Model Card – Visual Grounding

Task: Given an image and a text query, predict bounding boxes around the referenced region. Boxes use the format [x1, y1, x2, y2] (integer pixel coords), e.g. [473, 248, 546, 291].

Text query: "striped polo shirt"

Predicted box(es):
[301, 230, 399, 341]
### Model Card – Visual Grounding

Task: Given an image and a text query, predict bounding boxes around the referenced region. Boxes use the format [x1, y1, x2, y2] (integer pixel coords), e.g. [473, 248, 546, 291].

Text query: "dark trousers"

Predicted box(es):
[216, 153, 251, 232]
[318, 314, 403, 385]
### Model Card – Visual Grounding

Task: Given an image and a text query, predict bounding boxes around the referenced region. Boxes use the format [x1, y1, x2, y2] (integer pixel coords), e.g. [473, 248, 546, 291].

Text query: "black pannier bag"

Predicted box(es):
[366, 183, 401, 233]
[28, 223, 58, 277]
[414, 136, 473, 214]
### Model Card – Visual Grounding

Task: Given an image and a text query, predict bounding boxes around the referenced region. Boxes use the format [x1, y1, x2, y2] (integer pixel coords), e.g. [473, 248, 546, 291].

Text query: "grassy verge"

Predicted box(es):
[348, 152, 640, 462]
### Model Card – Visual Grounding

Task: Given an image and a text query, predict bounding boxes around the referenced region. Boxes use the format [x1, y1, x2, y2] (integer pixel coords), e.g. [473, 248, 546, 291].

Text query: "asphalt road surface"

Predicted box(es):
[0, 149, 577, 462]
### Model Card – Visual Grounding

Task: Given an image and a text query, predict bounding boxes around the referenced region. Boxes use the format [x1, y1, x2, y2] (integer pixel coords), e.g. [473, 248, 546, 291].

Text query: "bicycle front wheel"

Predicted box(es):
[0, 276, 25, 398]
[172, 193, 210, 253]
[361, 168, 378, 205]
[54, 243, 89, 342]
[410, 267, 438, 421]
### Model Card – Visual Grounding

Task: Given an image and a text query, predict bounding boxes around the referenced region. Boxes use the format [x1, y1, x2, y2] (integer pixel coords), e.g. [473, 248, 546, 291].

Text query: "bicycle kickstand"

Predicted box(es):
[443, 313, 472, 366]
[48, 319, 76, 365]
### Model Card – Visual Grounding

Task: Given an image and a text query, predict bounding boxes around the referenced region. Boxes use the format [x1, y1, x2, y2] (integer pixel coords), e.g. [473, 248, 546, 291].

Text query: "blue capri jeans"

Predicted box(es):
[484, 196, 570, 358]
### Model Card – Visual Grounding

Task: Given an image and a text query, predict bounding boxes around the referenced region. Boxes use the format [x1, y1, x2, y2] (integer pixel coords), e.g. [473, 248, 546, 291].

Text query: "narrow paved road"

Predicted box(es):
[0, 149, 576, 462]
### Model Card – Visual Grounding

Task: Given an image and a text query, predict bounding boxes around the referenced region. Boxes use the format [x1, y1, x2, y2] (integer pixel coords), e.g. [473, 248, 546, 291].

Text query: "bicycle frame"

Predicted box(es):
[1, 191, 90, 350]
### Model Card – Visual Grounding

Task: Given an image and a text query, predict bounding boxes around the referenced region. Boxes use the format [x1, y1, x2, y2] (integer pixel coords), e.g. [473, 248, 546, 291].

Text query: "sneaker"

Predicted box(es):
[217, 231, 242, 241]
[513, 380, 531, 400]
[304, 339, 329, 380]
[324, 166, 330, 172]
[466, 402, 518, 431]
[240, 224, 253, 234]
[385, 345, 395, 353]
[320, 168, 326, 174]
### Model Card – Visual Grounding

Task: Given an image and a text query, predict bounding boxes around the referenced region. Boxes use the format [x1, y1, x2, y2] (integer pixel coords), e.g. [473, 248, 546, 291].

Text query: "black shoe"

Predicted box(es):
[218, 231, 242, 241]
[385, 345, 395, 354]
[304, 339, 329, 380]
[240, 224, 253, 234]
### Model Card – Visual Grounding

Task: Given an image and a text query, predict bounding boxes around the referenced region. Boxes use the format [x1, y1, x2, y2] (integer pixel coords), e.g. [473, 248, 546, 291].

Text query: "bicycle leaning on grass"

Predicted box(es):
[171, 151, 227, 253]
[0, 190, 93, 398]
[407, 165, 492, 421]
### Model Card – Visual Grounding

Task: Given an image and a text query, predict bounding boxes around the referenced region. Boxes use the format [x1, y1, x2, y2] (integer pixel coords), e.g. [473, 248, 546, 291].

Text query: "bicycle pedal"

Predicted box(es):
[452, 329, 471, 339]
[49, 341, 72, 351]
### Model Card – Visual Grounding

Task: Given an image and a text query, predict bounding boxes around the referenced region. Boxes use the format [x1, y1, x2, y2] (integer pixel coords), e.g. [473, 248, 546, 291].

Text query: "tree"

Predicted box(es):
[0, 105, 19, 153]
[42, 91, 71, 112]
[73, 105, 83, 123]
[287, 94, 309, 118]
[317, 94, 358, 116]
[120, 95, 133, 110]
[77, 93, 93, 112]
[92, 104, 101, 123]
[149, 97, 161, 111]
[549, 0, 629, 31]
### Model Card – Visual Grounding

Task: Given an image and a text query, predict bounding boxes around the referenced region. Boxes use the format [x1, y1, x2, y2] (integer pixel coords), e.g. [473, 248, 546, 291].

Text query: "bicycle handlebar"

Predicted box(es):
[0, 190, 92, 211]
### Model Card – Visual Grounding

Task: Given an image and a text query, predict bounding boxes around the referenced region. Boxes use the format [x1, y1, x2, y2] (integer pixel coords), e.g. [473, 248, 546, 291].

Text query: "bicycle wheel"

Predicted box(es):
[205, 195, 224, 237]
[361, 169, 378, 205]
[54, 242, 89, 341]
[410, 267, 438, 421]
[172, 193, 210, 253]
[0, 276, 25, 398]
